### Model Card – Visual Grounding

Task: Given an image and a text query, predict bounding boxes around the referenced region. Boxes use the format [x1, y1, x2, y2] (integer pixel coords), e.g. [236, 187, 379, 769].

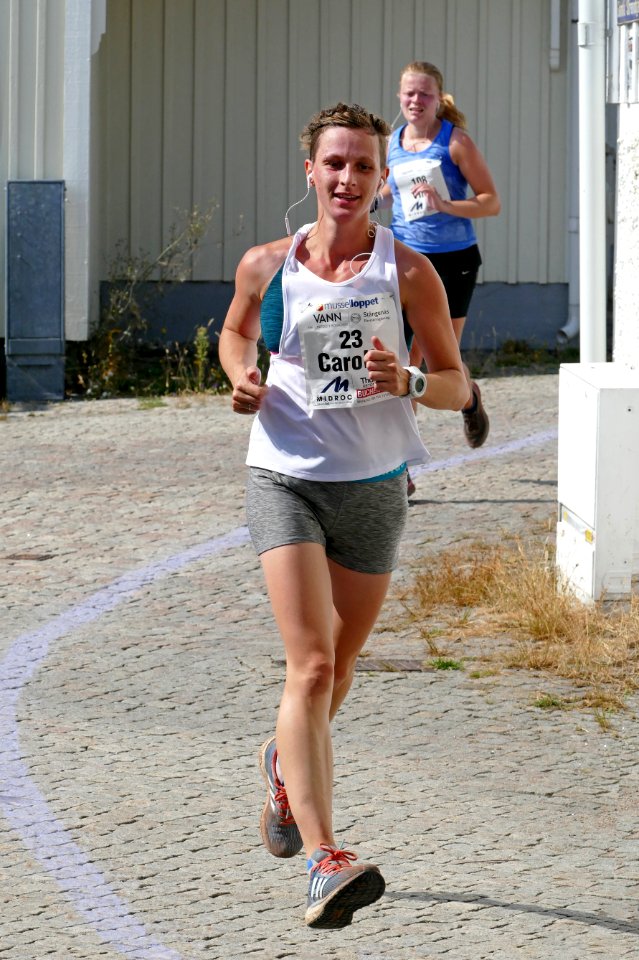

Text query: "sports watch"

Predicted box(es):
[405, 365, 427, 399]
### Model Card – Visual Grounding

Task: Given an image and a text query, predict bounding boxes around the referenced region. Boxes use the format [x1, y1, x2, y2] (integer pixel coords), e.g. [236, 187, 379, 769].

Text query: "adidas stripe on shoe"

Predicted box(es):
[305, 844, 385, 929]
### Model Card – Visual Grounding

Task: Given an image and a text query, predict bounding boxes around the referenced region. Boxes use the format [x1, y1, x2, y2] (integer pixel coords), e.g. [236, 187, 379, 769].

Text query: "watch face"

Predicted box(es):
[406, 366, 426, 397]
[410, 373, 426, 396]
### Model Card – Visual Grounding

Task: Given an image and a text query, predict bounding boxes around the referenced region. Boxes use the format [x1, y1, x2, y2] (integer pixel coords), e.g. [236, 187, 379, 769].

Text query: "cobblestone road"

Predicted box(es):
[1, 375, 637, 959]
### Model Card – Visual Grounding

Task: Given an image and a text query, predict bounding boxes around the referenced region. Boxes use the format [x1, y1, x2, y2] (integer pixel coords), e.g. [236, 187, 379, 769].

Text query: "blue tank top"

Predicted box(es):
[388, 120, 477, 254]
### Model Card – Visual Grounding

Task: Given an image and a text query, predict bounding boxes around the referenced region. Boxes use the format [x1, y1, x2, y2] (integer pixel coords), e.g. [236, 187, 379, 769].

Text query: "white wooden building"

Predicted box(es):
[1, 0, 576, 351]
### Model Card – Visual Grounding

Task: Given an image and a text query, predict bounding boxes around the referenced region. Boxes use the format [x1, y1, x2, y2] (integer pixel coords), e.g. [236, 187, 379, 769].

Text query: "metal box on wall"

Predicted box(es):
[5, 180, 65, 402]
[556, 362, 639, 601]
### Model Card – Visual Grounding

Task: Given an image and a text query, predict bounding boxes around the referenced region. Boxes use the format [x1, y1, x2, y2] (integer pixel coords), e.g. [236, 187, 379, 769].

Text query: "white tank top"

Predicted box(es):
[246, 223, 429, 481]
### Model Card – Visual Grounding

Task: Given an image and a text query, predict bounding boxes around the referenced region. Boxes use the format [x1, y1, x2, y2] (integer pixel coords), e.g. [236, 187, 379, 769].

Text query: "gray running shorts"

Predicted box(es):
[245, 467, 408, 575]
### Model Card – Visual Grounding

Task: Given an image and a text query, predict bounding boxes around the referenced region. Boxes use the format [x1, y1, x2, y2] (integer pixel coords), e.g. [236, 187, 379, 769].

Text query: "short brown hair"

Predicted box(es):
[300, 103, 390, 168]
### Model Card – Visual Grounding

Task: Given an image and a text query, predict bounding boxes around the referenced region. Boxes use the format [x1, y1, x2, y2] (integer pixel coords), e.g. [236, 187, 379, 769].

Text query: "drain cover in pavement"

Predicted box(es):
[356, 658, 429, 672]
[274, 657, 428, 672]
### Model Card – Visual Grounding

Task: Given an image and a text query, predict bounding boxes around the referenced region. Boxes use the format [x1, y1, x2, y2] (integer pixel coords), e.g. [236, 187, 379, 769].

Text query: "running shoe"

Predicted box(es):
[258, 737, 303, 858]
[462, 381, 490, 448]
[305, 844, 385, 929]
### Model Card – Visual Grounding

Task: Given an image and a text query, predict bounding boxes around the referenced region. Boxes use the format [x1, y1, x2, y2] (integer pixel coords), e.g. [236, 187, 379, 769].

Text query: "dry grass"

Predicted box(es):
[402, 537, 639, 714]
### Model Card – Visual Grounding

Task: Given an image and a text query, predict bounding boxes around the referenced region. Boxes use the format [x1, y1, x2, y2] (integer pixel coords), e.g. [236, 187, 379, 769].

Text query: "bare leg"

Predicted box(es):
[261, 542, 334, 855]
[260, 543, 391, 856]
[328, 558, 391, 720]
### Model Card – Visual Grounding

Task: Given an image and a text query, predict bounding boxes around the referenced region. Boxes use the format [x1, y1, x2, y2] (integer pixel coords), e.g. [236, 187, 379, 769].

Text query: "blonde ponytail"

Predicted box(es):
[438, 92, 467, 130]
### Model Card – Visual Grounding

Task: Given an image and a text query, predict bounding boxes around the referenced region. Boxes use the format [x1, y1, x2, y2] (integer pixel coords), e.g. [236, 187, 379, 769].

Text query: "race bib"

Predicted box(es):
[297, 291, 400, 409]
[394, 158, 451, 222]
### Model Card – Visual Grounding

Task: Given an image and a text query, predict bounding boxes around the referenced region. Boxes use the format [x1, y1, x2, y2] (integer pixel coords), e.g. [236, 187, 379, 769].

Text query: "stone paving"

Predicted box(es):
[1, 375, 638, 960]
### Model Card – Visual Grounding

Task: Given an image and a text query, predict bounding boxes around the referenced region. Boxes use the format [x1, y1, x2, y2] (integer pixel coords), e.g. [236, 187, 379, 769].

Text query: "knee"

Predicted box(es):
[286, 653, 335, 700]
[333, 654, 357, 692]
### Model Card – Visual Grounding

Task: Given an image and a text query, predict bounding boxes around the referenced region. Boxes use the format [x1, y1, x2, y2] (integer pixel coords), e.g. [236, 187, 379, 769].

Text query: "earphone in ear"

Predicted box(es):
[286, 173, 313, 235]
[379, 178, 385, 188]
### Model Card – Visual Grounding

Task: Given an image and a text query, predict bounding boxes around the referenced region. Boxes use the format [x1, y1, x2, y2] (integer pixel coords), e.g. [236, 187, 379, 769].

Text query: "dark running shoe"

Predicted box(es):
[305, 845, 385, 929]
[258, 737, 303, 858]
[462, 381, 489, 448]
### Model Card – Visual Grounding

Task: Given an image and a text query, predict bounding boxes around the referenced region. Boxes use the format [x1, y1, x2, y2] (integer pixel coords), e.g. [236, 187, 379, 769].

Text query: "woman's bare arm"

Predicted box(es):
[396, 240, 469, 410]
[219, 240, 289, 413]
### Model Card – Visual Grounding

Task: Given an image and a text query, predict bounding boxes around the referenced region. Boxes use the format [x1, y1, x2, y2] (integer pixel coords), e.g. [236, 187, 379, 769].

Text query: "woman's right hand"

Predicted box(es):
[219, 238, 290, 412]
[231, 366, 267, 415]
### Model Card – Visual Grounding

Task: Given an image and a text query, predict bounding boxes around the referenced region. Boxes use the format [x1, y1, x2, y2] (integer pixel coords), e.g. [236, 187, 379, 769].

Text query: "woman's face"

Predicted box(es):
[398, 72, 440, 126]
[306, 126, 384, 222]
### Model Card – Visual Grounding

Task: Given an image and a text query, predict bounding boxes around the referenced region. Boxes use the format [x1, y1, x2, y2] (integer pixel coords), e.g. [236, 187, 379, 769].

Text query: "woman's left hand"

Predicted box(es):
[364, 336, 409, 397]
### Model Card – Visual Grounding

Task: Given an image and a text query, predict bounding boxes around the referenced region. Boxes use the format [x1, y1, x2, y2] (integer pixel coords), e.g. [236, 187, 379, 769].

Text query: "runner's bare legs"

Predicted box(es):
[260, 542, 391, 855]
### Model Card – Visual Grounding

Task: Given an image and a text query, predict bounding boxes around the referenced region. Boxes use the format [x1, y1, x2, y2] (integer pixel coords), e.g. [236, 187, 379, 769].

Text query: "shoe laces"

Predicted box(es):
[310, 844, 358, 876]
[271, 752, 296, 826]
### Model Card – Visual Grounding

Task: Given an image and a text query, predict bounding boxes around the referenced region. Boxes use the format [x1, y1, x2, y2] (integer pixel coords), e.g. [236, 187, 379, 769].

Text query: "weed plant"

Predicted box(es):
[402, 537, 639, 714]
[68, 205, 219, 398]
[465, 339, 580, 378]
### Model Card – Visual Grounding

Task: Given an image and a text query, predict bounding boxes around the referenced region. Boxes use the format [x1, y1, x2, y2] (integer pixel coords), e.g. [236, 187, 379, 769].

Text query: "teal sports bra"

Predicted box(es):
[260, 265, 286, 352]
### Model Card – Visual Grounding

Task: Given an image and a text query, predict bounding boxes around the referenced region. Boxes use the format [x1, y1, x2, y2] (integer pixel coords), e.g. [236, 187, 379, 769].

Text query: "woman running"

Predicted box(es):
[219, 102, 468, 929]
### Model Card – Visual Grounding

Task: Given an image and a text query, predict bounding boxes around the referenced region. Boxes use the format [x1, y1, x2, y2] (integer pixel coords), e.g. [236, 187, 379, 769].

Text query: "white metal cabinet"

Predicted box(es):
[556, 362, 639, 601]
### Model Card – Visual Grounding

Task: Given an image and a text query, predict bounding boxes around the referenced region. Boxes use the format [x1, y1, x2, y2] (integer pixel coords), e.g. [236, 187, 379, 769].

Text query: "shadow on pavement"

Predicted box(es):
[386, 890, 639, 936]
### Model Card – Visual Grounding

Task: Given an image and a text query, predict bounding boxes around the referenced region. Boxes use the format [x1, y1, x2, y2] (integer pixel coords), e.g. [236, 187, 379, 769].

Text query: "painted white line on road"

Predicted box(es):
[414, 428, 558, 477]
[0, 527, 249, 960]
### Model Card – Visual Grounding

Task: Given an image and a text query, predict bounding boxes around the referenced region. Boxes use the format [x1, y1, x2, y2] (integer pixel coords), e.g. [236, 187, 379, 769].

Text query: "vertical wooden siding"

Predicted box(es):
[1, 0, 569, 324]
